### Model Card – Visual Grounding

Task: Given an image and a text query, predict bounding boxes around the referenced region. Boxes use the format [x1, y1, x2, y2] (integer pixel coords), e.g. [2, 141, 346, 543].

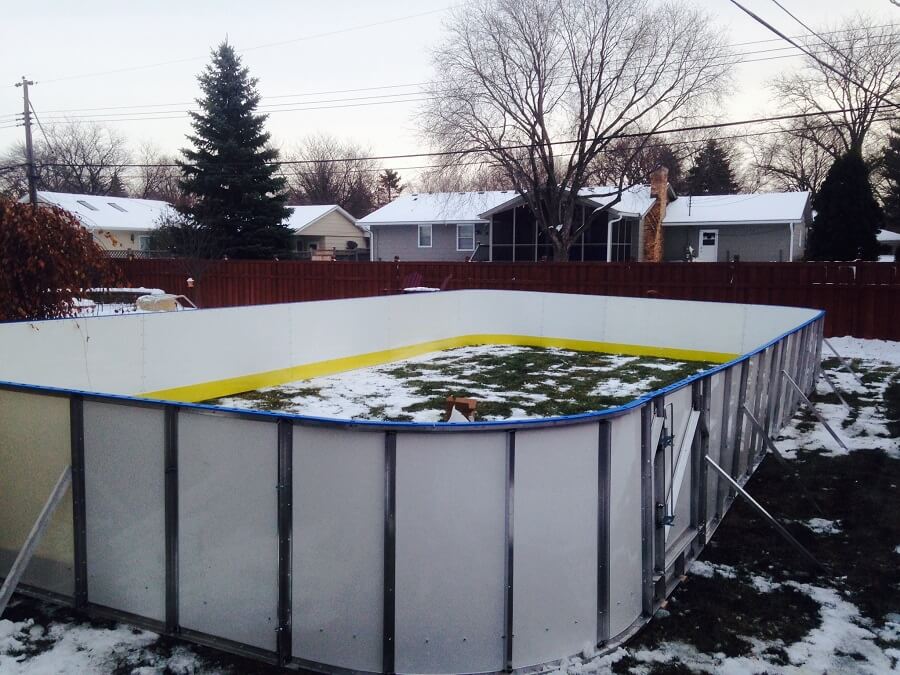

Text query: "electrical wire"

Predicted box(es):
[25, 106, 899, 170]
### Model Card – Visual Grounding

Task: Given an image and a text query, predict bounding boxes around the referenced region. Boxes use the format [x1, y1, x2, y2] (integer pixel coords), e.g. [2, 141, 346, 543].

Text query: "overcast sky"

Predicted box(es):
[0, 0, 894, 182]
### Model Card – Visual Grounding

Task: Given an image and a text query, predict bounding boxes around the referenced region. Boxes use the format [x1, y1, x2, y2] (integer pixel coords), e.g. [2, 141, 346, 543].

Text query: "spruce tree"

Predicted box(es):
[179, 42, 292, 259]
[376, 169, 403, 206]
[682, 139, 740, 195]
[807, 151, 882, 261]
[882, 126, 900, 234]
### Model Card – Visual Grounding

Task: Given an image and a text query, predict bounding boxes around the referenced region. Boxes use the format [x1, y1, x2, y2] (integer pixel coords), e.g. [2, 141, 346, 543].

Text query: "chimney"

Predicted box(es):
[642, 166, 669, 262]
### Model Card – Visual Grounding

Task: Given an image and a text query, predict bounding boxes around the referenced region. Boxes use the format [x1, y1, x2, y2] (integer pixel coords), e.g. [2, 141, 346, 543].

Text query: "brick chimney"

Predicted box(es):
[642, 166, 669, 262]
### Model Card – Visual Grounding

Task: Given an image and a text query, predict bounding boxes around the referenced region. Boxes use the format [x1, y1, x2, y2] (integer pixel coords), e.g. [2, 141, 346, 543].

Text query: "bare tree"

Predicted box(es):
[284, 134, 380, 217]
[130, 142, 183, 204]
[747, 121, 837, 194]
[770, 15, 900, 160]
[421, 0, 732, 260]
[12, 121, 130, 196]
[414, 157, 511, 193]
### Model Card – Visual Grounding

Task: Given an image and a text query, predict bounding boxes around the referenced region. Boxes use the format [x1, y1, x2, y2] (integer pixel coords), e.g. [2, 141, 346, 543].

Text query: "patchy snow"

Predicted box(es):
[804, 518, 842, 535]
[211, 345, 697, 422]
[827, 336, 900, 367]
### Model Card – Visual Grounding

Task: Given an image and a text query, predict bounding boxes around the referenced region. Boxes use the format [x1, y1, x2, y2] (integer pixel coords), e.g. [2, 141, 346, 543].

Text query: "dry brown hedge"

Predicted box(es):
[0, 199, 122, 321]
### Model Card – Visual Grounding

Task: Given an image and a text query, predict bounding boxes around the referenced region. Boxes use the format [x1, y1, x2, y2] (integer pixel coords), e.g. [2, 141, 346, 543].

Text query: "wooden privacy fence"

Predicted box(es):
[115, 259, 900, 340]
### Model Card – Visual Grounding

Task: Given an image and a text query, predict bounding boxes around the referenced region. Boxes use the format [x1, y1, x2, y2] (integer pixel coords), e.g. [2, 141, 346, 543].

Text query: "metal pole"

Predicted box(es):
[823, 339, 863, 386]
[504, 430, 516, 671]
[741, 405, 824, 516]
[276, 420, 293, 666]
[383, 432, 397, 675]
[70, 395, 88, 608]
[14, 77, 37, 206]
[704, 456, 824, 572]
[0, 466, 72, 616]
[820, 370, 851, 410]
[781, 370, 849, 452]
[164, 406, 179, 634]
[596, 422, 611, 644]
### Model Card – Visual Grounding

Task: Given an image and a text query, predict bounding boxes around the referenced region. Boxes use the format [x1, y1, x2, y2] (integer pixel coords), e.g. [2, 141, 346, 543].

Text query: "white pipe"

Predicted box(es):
[605, 211, 623, 262]
[789, 222, 794, 262]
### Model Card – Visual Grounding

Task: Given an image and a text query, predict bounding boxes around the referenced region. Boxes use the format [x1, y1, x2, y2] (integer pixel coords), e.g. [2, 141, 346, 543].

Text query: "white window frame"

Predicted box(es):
[418, 223, 433, 248]
[138, 235, 151, 251]
[456, 223, 475, 251]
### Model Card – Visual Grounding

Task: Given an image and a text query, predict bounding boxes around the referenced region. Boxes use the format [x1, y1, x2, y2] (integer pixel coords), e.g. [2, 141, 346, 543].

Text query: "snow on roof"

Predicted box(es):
[579, 185, 656, 217]
[877, 229, 900, 244]
[26, 191, 173, 232]
[663, 191, 810, 226]
[284, 204, 360, 233]
[359, 191, 519, 225]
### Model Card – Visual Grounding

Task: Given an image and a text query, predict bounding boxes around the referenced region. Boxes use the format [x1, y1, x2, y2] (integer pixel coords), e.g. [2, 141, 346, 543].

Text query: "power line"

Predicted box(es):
[27, 106, 899, 170]
[728, 0, 898, 109]
[20, 39, 898, 126]
[33, 6, 459, 85]
[8, 20, 896, 120]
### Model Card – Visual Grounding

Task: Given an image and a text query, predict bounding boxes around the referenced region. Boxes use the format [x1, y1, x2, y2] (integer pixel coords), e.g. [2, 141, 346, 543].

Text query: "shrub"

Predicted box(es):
[0, 199, 121, 321]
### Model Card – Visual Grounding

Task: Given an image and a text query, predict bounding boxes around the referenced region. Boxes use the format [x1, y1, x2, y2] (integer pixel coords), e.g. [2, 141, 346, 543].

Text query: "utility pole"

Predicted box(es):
[14, 76, 37, 206]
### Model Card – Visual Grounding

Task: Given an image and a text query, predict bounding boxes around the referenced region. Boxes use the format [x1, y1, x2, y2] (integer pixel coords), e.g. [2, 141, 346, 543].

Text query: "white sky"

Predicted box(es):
[0, 0, 894, 183]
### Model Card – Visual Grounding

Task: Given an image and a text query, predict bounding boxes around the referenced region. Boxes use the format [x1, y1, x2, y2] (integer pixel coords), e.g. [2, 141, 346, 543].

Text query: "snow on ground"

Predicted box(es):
[209, 345, 706, 422]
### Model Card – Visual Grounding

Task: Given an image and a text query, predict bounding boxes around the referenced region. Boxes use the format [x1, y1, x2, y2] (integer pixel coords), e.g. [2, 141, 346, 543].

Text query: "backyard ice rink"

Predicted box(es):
[0, 336, 898, 675]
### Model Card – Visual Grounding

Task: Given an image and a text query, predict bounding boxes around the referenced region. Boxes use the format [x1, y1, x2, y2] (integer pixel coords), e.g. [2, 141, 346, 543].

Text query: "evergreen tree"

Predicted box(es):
[807, 151, 882, 261]
[682, 139, 740, 195]
[376, 168, 403, 206]
[106, 174, 127, 197]
[882, 126, 900, 234]
[179, 42, 292, 259]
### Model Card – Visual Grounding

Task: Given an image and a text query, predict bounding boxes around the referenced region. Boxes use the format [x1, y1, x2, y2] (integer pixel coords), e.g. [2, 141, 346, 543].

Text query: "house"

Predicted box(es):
[20, 191, 172, 252]
[284, 204, 368, 257]
[360, 170, 812, 263]
[878, 229, 900, 261]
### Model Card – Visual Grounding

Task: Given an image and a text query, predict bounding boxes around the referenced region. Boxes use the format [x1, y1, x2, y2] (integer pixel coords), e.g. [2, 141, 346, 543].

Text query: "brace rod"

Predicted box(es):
[705, 456, 824, 572]
[741, 405, 824, 516]
[781, 371, 849, 452]
[824, 339, 863, 386]
[0, 466, 72, 616]
[819, 370, 851, 410]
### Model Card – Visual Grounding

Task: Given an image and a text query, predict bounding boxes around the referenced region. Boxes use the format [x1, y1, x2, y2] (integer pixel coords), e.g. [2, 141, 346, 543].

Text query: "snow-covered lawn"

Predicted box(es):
[208, 345, 712, 421]
[1, 337, 898, 674]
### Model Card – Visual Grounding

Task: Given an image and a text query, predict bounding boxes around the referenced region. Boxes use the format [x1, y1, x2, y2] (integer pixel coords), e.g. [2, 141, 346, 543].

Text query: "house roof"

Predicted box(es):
[663, 191, 810, 226]
[359, 191, 520, 225]
[877, 229, 900, 244]
[24, 191, 173, 232]
[284, 204, 363, 234]
[579, 185, 657, 218]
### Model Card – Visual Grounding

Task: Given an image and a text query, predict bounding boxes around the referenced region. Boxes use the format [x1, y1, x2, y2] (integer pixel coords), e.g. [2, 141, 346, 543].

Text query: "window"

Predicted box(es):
[418, 224, 432, 248]
[108, 202, 128, 212]
[609, 219, 634, 261]
[456, 223, 475, 251]
[138, 235, 151, 251]
[76, 200, 99, 212]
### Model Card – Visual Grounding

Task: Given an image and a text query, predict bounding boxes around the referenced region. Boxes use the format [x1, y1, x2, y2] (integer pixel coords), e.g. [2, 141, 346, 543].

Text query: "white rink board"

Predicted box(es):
[395, 433, 507, 674]
[178, 413, 279, 651]
[512, 425, 599, 669]
[84, 401, 166, 621]
[292, 427, 385, 672]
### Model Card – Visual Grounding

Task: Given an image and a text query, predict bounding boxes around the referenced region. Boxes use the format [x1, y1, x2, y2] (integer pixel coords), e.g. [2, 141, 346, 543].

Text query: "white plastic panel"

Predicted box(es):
[0, 390, 73, 596]
[292, 427, 384, 671]
[84, 401, 165, 621]
[395, 432, 506, 674]
[512, 424, 598, 669]
[178, 412, 278, 651]
[608, 409, 644, 638]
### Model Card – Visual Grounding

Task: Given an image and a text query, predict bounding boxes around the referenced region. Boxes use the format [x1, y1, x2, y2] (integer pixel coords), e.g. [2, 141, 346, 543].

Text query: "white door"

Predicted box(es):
[697, 229, 719, 262]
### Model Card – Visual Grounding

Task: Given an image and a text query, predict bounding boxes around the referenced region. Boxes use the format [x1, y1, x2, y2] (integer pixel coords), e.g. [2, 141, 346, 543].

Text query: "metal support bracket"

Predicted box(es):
[705, 456, 825, 572]
[741, 405, 824, 516]
[781, 370, 849, 452]
[824, 339, 863, 386]
[819, 370, 851, 410]
[0, 466, 72, 616]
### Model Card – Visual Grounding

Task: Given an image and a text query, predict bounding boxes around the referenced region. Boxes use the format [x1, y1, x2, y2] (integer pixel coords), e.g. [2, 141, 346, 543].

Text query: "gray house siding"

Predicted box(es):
[663, 223, 797, 262]
[371, 223, 489, 261]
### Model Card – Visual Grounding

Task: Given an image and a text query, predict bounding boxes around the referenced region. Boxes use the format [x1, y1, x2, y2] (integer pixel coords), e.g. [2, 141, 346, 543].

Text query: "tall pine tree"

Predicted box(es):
[682, 139, 740, 195]
[882, 126, 900, 235]
[807, 151, 882, 261]
[179, 42, 292, 259]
